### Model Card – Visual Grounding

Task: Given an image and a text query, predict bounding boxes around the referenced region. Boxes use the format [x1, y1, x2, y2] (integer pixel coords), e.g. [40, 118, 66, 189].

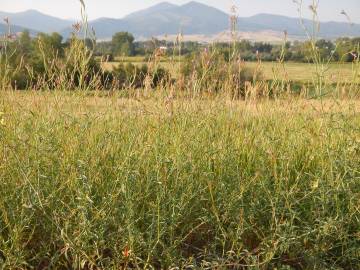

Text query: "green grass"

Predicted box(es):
[0, 91, 359, 269]
[101, 59, 356, 83]
[247, 62, 355, 82]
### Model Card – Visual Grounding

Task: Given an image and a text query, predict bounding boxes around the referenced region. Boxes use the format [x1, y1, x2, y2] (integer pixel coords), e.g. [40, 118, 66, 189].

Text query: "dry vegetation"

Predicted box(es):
[0, 0, 360, 269]
[0, 91, 360, 269]
[101, 60, 356, 82]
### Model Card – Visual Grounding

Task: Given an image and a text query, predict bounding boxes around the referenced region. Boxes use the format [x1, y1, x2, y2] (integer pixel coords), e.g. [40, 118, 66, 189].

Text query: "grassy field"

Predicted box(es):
[0, 91, 359, 269]
[101, 59, 356, 83]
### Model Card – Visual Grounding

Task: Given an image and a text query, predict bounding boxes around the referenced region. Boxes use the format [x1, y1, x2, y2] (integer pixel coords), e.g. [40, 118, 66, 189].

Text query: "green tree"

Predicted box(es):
[111, 32, 135, 56]
[84, 38, 95, 51]
[18, 30, 32, 57]
[336, 38, 359, 62]
[34, 32, 64, 59]
[316, 39, 337, 61]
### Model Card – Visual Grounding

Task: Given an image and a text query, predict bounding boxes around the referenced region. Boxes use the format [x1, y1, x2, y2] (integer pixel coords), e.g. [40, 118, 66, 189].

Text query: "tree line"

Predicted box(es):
[1, 29, 359, 90]
[0, 31, 170, 90]
[95, 32, 359, 63]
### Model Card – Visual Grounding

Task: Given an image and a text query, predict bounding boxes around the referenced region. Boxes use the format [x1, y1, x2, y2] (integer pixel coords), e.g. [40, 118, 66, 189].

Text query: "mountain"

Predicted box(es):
[1, 2, 360, 40]
[60, 18, 131, 40]
[61, 2, 360, 40]
[240, 14, 360, 38]
[123, 1, 229, 35]
[60, 1, 230, 39]
[0, 10, 73, 33]
[0, 23, 38, 36]
[125, 2, 178, 18]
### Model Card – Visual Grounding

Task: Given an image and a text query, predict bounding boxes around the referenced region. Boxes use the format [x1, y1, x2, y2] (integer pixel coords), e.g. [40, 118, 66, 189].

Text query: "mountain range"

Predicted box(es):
[0, 9, 72, 33]
[1, 1, 360, 41]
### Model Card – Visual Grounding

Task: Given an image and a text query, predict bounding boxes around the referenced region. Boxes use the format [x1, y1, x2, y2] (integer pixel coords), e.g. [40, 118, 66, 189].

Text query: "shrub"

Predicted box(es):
[112, 63, 170, 89]
[180, 50, 263, 98]
[112, 63, 144, 88]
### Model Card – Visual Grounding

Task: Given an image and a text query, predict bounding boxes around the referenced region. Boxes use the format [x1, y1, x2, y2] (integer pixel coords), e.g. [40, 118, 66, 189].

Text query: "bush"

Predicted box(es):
[152, 66, 171, 87]
[0, 34, 103, 90]
[112, 63, 170, 89]
[180, 50, 263, 98]
[113, 63, 147, 89]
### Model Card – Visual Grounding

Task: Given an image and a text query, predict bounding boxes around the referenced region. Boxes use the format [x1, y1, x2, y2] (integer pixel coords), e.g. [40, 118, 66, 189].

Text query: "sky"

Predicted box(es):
[1, 0, 360, 23]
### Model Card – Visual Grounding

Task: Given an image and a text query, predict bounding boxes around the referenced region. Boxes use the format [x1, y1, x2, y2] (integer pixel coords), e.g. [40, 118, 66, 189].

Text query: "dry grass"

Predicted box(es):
[1, 1, 360, 268]
[101, 59, 355, 83]
[0, 91, 359, 269]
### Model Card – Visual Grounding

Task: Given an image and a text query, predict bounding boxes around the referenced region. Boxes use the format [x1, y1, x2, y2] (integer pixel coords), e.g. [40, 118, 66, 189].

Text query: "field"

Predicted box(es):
[1, 8, 360, 267]
[101, 59, 356, 83]
[0, 91, 359, 269]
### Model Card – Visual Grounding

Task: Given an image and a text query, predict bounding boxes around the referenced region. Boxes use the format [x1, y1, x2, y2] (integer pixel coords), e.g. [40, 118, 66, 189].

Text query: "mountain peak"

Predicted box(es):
[182, 1, 205, 7]
[125, 2, 178, 19]
[178, 1, 228, 18]
[181, 1, 217, 9]
[19, 9, 51, 17]
[23, 9, 42, 14]
[152, 2, 178, 9]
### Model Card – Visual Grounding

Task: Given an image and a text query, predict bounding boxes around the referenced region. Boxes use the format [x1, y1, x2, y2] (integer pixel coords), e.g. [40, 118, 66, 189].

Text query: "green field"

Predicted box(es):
[1, 22, 360, 268]
[101, 59, 356, 83]
[0, 91, 359, 269]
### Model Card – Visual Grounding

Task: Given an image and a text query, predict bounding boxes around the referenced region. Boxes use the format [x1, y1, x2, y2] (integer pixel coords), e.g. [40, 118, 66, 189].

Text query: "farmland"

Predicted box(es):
[1, 1, 360, 268]
[101, 58, 356, 82]
[0, 91, 359, 269]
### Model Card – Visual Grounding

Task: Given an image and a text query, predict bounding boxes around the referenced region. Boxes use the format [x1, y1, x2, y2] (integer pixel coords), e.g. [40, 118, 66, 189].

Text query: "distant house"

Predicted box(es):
[159, 46, 168, 52]
[350, 51, 358, 60]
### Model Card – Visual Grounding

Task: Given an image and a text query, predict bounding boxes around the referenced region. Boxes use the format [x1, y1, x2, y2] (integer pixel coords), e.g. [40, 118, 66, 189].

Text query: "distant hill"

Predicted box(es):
[60, 1, 360, 40]
[124, 1, 229, 36]
[60, 1, 229, 39]
[1, 1, 360, 41]
[0, 23, 37, 36]
[240, 14, 360, 38]
[0, 10, 72, 33]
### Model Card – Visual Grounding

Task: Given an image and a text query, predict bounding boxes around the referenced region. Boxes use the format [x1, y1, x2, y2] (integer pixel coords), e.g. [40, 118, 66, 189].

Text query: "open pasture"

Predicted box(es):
[101, 59, 357, 83]
[0, 91, 359, 269]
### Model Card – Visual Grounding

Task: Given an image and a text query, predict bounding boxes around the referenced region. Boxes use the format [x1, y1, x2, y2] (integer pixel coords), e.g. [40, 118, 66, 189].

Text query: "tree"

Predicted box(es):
[315, 39, 337, 61]
[34, 32, 64, 59]
[236, 40, 252, 52]
[336, 37, 359, 62]
[84, 38, 95, 51]
[111, 32, 135, 57]
[18, 30, 32, 57]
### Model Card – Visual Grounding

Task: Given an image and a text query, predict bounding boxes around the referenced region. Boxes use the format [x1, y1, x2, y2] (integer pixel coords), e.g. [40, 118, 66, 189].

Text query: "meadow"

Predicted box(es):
[1, 1, 360, 268]
[0, 90, 359, 269]
[101, 59, 356, 83]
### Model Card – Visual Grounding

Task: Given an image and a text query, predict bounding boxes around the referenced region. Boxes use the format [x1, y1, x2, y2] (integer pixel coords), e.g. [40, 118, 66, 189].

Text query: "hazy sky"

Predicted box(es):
[1, 0, 359, 23]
